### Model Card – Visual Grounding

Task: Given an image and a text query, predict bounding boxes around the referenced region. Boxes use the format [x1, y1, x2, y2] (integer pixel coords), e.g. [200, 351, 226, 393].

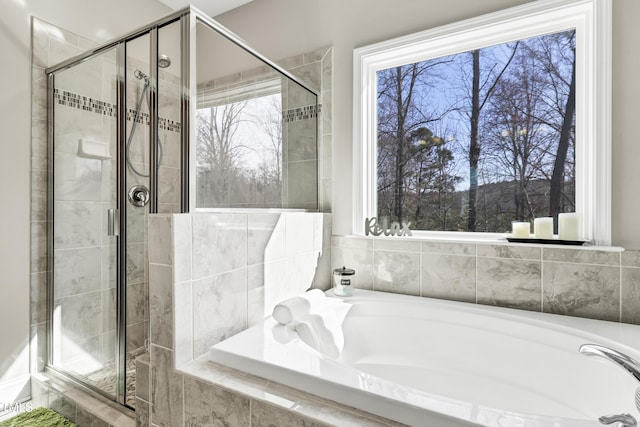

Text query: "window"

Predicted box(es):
[353, 0, 611, 244]
[196, 79, 284, 209]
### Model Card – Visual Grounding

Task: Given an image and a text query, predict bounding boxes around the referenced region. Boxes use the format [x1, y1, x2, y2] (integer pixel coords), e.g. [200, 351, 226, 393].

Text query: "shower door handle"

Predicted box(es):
[107, 208, 120, 236]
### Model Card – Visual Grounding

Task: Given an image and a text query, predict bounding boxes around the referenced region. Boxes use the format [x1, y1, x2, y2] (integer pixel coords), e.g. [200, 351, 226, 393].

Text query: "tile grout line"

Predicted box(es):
[419, 244, 423, 297]
[474, 244, 478, 304]
[619, 251, 623, 323]
[540, 247, 544, 313]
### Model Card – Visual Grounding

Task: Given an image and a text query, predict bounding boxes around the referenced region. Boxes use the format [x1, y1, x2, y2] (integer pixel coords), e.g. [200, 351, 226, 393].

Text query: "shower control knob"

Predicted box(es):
[128, 185, 150, 207]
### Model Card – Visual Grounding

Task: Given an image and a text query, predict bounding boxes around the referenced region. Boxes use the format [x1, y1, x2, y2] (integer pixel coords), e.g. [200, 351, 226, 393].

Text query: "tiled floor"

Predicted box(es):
[83, 347, 146, 408]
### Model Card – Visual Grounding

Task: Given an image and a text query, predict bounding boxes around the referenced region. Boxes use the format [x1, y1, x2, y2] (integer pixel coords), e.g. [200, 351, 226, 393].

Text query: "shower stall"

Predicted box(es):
[45, 7, 318, 409]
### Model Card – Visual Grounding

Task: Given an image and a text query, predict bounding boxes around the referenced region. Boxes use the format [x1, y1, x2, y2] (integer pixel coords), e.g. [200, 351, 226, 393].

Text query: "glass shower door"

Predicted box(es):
[50, 45, 119, 400]
[123, 31, 152, 408]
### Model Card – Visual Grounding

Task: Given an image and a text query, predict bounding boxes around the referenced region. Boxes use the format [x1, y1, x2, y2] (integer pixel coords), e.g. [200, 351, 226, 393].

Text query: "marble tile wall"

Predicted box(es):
[138, 357, 403, 427]
[282, 47, 332, 211]
[123, 53, 183, 355]
[143, 211, 331, 426]
[332, 236, 639, 324]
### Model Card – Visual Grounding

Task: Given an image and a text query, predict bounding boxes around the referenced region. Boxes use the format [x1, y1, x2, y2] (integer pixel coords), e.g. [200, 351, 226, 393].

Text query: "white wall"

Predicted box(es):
[216, 0, 640, 249]
[0, 0, 170, 403]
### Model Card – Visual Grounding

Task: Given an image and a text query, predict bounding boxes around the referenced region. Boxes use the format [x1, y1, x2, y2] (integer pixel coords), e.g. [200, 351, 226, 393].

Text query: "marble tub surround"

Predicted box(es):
[622, 250, 640, 324]
[148, 212, 332, 359]
[179, 358, 406, 427]
[332, 236, 637, 324]
[144, 211, 331, 426]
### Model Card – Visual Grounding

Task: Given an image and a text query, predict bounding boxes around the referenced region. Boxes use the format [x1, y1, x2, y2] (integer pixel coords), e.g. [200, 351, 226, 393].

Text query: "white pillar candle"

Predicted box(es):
[534, 217, 554, 239]
[558, 213, 579, 241]
[512, 221, 530, 238]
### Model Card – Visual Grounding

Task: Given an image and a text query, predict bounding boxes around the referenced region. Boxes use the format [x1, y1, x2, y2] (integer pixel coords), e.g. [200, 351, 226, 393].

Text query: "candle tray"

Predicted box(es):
[505, 236, 588, 246]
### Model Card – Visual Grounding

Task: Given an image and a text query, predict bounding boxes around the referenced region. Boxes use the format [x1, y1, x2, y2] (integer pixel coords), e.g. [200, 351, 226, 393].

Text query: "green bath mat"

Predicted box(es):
[0, 407, 77, 427]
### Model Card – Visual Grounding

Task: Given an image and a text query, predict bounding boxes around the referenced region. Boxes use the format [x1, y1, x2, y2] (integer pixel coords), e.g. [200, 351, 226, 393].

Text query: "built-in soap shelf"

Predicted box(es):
[77, 138, 111, 160]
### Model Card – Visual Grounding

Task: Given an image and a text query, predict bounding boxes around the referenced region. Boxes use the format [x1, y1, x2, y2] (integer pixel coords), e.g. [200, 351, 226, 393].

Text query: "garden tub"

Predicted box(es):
[209, 289, 640, 426]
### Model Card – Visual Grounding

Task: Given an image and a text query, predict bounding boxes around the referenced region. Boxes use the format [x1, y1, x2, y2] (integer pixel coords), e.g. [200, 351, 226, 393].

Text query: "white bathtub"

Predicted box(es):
[209, 289, 640, 426]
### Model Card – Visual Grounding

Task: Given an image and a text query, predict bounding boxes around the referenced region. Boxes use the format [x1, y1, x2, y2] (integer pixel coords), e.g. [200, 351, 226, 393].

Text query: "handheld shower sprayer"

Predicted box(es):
[133, 54, 170, 82]
[133, 69, 148, 81]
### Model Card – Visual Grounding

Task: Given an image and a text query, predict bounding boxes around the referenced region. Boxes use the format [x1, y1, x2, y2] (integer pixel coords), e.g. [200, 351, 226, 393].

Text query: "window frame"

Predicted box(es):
[352, 0, 612, 245]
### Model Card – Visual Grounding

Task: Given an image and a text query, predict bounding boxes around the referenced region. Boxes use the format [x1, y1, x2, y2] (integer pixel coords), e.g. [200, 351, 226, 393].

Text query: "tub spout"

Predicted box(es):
[580, 344, 640, 417]
[579, 344, 640, 383]
[598, 413, 637, 427]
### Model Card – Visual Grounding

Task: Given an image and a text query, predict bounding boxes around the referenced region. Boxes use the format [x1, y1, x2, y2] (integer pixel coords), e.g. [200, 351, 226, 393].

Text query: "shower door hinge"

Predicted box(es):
[107, 208, 120, 236]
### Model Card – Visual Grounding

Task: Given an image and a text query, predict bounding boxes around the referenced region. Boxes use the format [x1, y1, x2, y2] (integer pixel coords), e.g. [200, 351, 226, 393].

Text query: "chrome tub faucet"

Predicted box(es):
[580, 344, 640, 427]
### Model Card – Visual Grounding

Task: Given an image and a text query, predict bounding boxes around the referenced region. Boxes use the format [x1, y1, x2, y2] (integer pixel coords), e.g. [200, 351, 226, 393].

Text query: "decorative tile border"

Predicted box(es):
[159, 118, 180, 133]
[127, 108, 148, 124]
[54, 89, 115, 116]
[54, 88, 181, 133]
[282, 104, 321, 123]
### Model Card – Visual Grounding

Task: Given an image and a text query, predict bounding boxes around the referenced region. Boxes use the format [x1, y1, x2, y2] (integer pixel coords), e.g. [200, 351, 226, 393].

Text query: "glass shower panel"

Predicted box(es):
[51, 46, 118, 397]
[46, 8, 320, 414]
[124, 33, 151, 408]
[158, 20, 183, 213]
[282, 82, 318, 210]
[195, 20, 319, 209]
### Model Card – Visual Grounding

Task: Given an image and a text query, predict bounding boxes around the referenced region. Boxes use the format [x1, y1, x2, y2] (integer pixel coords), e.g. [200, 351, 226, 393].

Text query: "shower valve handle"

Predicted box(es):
[128, 185, 150, 207]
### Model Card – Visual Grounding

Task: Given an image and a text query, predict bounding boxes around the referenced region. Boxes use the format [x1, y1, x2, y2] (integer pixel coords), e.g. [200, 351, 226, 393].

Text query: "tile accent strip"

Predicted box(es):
[54, 89, 115, 117]
[282, 104, 321, 123]
[54, 89, 181, 133]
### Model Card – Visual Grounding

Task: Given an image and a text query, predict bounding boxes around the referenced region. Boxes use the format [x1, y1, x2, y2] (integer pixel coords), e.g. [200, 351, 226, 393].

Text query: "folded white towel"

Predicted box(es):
[271, 323, 297, 344]
[294, 312, 344, 359]
[272, 289, 326, 325]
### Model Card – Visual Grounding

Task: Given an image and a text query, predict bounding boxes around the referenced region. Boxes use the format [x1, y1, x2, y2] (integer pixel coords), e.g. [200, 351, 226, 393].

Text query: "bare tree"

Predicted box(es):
[545, 34, 576, 225]
[252, 96, 283, 204]
[476, 32, 575, 231]
[196, 101, 247, 205]
[374, 31, 574, 233]
[467, 43, 519, 231]
[377, 58, 455, 224]
[484, 91, 552, 224]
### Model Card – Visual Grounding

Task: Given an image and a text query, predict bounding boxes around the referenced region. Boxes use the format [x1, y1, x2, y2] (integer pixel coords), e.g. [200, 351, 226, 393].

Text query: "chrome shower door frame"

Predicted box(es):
[44, 5, 317, 410]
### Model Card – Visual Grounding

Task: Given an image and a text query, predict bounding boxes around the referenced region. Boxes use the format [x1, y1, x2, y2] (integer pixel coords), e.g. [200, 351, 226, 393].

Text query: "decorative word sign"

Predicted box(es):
[365, 217, 412, 237]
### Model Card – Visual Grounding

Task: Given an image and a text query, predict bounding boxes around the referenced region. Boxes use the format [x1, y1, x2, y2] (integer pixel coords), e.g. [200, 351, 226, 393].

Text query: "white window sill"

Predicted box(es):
[346, 233, 624, 252]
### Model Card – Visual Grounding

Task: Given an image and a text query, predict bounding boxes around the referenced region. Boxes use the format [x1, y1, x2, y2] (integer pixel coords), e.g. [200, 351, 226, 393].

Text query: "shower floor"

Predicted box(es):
[82, 346, 147, 408]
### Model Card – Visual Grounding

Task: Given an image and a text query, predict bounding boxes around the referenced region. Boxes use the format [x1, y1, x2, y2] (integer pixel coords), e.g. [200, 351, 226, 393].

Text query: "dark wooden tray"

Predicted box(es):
[506, 237, 588, 246]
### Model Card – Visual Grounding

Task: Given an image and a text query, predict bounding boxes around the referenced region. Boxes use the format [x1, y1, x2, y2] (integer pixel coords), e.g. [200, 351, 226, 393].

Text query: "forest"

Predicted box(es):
[195, 93, 284, 209]
[376, 29, 576, 233]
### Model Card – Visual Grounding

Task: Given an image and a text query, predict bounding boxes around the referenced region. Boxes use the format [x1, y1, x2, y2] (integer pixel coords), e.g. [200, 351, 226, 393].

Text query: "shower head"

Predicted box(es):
[134, 69, 148, 81]
[132, 55, 169, 82]
[158, 54, 171, 69]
